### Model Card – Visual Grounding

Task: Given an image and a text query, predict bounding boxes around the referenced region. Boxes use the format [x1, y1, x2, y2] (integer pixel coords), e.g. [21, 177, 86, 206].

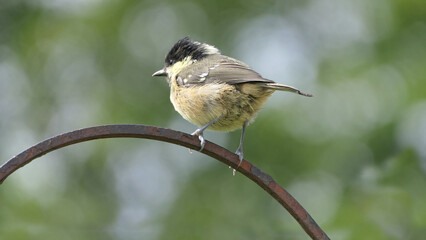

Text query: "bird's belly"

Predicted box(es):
[170, 83, 273, 132]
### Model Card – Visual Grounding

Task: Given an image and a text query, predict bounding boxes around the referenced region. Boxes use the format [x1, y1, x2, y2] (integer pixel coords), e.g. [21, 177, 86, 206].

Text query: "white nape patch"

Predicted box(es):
[201, 43, 220, 55]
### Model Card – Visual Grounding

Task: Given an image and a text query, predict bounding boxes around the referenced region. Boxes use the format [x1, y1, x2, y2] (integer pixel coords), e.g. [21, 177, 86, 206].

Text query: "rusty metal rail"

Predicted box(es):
[0, 124, 329, 240]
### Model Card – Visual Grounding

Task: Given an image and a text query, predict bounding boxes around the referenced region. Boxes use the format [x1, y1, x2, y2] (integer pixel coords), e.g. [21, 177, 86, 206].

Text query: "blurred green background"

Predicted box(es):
[1, 0, 425, 239]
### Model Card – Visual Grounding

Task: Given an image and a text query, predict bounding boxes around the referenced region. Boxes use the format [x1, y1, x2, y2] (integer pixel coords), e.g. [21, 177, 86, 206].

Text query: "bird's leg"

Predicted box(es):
[235, 120, 248, 167]
[191, 116, 222, 151]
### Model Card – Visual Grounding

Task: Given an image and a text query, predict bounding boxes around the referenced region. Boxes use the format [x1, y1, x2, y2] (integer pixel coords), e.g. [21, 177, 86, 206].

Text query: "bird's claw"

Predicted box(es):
[231, 148, 244, 176]
[235, 149, 244, 167]
[198, 135, 206, 151]
[191, 129, 205, 151]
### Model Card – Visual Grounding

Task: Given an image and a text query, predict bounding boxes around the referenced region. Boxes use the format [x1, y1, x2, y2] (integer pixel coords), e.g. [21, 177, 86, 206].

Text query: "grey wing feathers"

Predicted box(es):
[179, 56, 273, 85]
[178, 55, 313, 97]
[207, 62, 274, 85]
[260, 83, 313, 97]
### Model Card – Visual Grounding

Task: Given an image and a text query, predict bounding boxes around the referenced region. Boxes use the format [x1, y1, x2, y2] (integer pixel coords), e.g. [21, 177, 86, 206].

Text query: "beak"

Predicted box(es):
[152, 68, 167, 77]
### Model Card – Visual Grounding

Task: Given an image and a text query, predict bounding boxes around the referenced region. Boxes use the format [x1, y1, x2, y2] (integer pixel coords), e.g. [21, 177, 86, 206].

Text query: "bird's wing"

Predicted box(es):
[177, 56, 274, 86]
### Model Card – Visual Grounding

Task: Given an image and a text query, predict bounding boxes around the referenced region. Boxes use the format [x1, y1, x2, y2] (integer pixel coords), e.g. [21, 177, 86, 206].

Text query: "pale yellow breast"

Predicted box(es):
[170, 83, 231, 126]
[169, 78, 274, 132]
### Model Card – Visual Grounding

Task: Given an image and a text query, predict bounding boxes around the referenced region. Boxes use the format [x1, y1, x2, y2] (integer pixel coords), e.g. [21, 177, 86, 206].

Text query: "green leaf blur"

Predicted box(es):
[1, 0, 425, 239]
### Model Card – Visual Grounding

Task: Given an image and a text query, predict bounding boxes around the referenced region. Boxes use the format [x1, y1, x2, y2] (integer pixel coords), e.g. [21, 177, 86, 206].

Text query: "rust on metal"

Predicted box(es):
[0, 124, 329, 240]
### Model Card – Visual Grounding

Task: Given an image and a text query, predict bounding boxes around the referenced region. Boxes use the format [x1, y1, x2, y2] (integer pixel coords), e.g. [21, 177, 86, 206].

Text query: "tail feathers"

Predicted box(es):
[262, 83, 313, 97]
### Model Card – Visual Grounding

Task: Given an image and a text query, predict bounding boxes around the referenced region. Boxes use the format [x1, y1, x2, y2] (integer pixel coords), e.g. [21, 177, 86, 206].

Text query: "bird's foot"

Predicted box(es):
[235, 148, 244, 167]
[191, 129, 206, 151]
[232, 148, 244, 176]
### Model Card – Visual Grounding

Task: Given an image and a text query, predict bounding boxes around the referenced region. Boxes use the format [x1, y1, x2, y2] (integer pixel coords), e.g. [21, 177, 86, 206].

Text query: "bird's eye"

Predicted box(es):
[169, 59, 174, 65]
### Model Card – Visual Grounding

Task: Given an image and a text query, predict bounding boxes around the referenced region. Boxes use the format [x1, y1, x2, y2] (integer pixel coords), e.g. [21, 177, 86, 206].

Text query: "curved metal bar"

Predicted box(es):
[0, 124, 329, 240]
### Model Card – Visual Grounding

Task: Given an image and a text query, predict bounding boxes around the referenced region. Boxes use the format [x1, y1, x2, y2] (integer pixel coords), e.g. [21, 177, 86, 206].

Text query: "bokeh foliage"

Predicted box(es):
[1, 0, 425, 239]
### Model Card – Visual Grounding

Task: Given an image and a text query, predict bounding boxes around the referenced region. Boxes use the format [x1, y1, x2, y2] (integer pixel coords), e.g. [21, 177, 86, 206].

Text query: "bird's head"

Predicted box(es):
[152, 37, 220, 78]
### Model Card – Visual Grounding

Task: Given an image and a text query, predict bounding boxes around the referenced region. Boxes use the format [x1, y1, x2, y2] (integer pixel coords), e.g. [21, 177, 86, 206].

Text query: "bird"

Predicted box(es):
[153, 37, 312, 168]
